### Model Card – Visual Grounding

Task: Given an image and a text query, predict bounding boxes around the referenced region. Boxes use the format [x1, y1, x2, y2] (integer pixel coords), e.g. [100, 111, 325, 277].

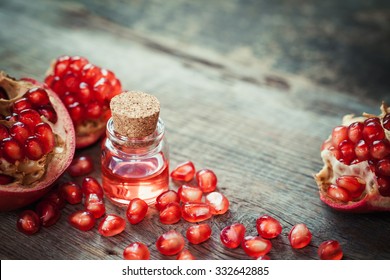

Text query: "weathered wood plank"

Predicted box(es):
[0, 0, 389, 260]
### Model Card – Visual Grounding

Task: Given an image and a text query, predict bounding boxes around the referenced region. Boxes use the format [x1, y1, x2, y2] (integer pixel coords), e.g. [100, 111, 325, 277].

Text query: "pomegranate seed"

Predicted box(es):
[81, 176, 104, 198]
[331, 126, 348, 147]
[241, 236, 272, 258]
[181, 202, 212, 223]
[220, 223, 246, 249]
[25, 87, 50, 106]
[205, 191, 230, 215]
[60, 182, 82, 204]
[53, 56, 70, 76]
[383, 113, 390, 130]
[78, 82, 92, 103]
[86, 101, 103, 119]
[196, 169, 218, 193]
[377, 159, 390, 176]
[38, 105, 58, 123]
[0, 138, 24, 163]
[186, 223, 212, 244]
[67, 102, 83, 122]
[126, 198, 148, 225]
[17, 210, 41, 235]
[159, 202, 181, 224]
[85, 193, 106, 218]
[177, 249, 196, 260]
[63, 93, 76, 106]
[93, 78, 111, 103]
[363, 120, 385, 144]
[82, 64, 101, 83]
[377, 177, 390, 197]
[9, 122, 30, 144]
[170, 161, 195, 182]
[256, 215, 282, 239]
[24, 136, 44, 160]
[355, 139, 370, 161]
[338, 140, 355, 164]
[327, 184, 351, 202]
[34, 123, 55, 154]
[0, 124, 9, 141]
[18, 109, 42, 132]
[288, 223, 312, 249]
[370, 140, 389, 159]
[348, 122, 364, 143]
[0, 174, 14, 184]
[13, 98, 32, 113]
[318, 240, 343, 260]
[36, 200, 61, 227]
[98, 214, 126, 237]
[178, 184, 203, 203]
[68, 210, 95, 231]
[69, 56, 89, 73]
[68, 155, 94, 177]
[155, 190, 180, 211]
[43, 190, 66, 209]
[336, 175, 366, 198]
[329, 146, 341, 159]
[156, 230, 185, 256]
[123, 242, 150, 260]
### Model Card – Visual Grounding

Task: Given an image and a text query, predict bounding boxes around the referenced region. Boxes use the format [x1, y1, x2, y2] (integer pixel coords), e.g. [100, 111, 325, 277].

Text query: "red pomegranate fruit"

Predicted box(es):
[44, 55, 122, 148]
[0, 72, 75, 211]
[315, 103, 390, 212]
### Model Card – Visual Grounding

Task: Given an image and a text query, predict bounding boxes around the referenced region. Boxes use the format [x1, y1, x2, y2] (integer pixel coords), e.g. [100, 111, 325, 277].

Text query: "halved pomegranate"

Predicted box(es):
[315, 103, 390, 212]
[0, 72, 75, 211]
[44, 56, 122, 148]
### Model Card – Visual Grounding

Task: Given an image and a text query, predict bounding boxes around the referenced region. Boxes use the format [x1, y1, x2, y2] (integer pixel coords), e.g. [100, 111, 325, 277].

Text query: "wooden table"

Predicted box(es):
[0, 0, 389, 260]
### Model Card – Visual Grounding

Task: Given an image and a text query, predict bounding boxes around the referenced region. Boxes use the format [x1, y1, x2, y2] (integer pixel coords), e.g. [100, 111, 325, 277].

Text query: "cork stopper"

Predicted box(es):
[110, 91, 160, 138]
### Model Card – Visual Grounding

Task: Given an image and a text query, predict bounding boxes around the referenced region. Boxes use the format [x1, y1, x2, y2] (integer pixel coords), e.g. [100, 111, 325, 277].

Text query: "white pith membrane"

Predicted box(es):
[0, 72, 67, 186]
[315, 103, 390, 210]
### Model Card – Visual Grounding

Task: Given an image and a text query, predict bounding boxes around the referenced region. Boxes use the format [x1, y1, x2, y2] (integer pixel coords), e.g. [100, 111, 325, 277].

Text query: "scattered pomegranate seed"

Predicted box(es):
[181, 202, 212, 223]
[68, 210, 96, 231]
[178, 184, 203, 203]
[126, 198, 148, 225]
[186, 223, 212, 245]
[81, 176, 104, 198]
[170, 161, 196, 182]
[67, 155, 94, 177]
[98, 214, 126, 237]
[85, 193, 106, 218]
[177, 249, 196, 260]
[220, 223, 246, 249]
[156, 230, 185, 256]
[43, 189, 66, 209]
[155, 190, 180, 211]
[205, 191, 229, 215]
[256, 215, 282, 239]
[288, 223, 312, 249]
[241, 236, 272, 258]
[123, 242, 150, 260]
[336, 175, 366, 199]
[17, 210, 41, 235]
[196, 169, 217, 192]
[60, 182, 83, 204]
[318, 240, 343, 260]
[35, 200, 61, 227]
[159, 202, 181, 224]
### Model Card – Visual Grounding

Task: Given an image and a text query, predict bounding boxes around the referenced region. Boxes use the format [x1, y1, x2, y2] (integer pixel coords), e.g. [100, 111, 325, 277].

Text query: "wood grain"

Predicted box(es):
[0, 0, 389, 260]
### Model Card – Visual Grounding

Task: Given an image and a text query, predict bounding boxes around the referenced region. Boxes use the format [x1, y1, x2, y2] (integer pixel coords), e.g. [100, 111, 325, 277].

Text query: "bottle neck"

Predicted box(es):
[106, 117, 165, 153]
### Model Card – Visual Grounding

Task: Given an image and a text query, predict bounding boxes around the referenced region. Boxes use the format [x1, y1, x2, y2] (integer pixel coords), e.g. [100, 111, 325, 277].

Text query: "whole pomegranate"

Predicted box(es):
[44, 56, 122, 148]
[0, 72, 75, 211]
[315, 103, 390, 212]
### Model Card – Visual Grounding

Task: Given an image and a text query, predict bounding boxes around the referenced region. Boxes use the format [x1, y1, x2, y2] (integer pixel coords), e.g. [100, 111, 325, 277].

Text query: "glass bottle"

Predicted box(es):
[101, 117, 169, 206]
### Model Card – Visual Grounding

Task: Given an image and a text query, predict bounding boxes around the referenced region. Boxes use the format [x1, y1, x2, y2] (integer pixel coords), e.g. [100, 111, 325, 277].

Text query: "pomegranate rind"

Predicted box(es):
[315, 103, 390, 212]
[0, 74, 75, 211]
